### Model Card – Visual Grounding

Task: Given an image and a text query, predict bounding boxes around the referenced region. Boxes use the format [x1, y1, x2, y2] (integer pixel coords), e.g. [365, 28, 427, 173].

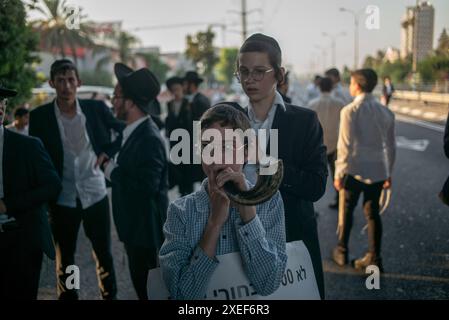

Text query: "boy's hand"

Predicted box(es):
[216, 167, 256, 223]
[208, 170, 230, 227]
[216, 167, 246, 191]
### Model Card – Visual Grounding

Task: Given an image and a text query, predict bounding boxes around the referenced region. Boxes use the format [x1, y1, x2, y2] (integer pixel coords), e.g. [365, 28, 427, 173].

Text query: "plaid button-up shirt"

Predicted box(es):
[159, 178, 287, 300]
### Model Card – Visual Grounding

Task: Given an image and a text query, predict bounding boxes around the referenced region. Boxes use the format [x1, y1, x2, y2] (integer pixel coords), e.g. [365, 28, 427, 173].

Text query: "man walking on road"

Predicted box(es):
[332, 69, 396, 271]
[308, 77, 345, 210]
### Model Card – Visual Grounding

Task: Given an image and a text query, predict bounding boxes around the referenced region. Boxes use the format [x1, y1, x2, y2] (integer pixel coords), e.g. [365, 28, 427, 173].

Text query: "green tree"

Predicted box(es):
[137, 52, 169, 83]
[185, 27, 218, 84]
[216, 48, 238, 86]
[118, 31, 139, 64]
[437, 28, 449, 55]
[29, 0, 95, 65]
[0, 0, 41, 109]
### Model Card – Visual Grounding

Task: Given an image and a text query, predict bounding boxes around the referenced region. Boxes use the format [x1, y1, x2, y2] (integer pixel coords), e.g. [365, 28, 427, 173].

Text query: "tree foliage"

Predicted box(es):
[216, 48, 238, 86]
[185, 27, 218, 84]
[0, 0, 41, 109]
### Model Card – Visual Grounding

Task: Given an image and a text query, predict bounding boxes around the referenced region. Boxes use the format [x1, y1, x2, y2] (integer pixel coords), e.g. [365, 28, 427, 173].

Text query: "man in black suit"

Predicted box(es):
[165, 76, 192, 195]
[0, 85, 61, 299]
[183, 71, 210, 185]
[29, 59, 124, 300]
[102, 63, 168, 300]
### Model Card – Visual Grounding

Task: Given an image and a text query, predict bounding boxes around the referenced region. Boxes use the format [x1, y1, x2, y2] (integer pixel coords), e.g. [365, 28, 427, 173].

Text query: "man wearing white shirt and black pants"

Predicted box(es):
[102, 63, 168, 300]
[333, 69, 395, 271]
[29, 60, 124, 300]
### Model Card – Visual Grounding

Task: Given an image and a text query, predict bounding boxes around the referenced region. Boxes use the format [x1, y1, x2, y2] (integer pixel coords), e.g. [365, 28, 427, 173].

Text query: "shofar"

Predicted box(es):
[224, 159, 284, 205]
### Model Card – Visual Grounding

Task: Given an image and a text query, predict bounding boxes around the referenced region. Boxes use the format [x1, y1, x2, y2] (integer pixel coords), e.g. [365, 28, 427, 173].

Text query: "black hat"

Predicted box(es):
[165, 76, 183, 90]
[242, 33, 282, 56]
[114, 63, 161, 114]
[183, 71, 203, 85]
[0, 84, 18, 98]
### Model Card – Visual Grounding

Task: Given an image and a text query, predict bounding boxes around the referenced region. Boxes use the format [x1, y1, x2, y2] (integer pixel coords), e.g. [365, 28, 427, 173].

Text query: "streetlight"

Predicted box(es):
[339, 7, 364, 69]
[322, 31, 346, 67]
[314, 45, 327, 72]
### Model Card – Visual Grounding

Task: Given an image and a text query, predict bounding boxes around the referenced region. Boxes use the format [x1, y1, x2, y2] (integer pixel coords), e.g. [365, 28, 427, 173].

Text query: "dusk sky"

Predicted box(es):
[28, 0, 449, 75]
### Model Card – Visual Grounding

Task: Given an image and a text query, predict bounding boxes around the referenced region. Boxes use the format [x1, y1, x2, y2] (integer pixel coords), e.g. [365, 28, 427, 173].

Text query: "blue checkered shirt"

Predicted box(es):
[159, 179, 287, 300]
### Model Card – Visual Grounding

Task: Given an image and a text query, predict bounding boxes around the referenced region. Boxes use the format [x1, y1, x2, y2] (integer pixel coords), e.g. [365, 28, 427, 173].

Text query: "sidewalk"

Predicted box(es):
[389, 98, 448, 125]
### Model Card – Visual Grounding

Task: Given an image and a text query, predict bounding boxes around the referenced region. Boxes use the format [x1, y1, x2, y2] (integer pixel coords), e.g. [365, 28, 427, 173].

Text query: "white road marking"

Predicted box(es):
[396, 114, 445, 133]
[396, 136, 429, 152]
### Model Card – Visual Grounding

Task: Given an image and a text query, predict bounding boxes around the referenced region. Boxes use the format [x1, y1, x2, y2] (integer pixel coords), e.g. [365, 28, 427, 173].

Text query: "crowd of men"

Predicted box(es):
[0, 33, 396, 300]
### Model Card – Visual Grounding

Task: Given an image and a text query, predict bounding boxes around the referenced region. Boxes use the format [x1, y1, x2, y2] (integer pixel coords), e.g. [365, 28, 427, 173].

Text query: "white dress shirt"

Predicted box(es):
[308, 93, 345, 154]
[243, 91, 286, 184]
[104, 116, 149, 180]
[335, 93, 396, 184]
[5, 124, 28, 135]
[54, 100, 107, 209]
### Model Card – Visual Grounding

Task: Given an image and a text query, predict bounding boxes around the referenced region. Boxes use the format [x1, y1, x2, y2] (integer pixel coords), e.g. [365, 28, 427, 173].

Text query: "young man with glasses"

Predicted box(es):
[237, 33, 328, 299]
[0, 85, 61, 299]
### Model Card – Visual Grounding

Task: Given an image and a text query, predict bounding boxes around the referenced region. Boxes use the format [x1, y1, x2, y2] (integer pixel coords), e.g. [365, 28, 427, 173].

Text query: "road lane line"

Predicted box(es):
[323, 261, 449, 283]
[396, 114, 445, 133]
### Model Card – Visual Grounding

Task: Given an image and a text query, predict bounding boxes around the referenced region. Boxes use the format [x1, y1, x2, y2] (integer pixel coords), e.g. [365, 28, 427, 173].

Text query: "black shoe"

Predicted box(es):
[332, 246, 348, 266]
[353, 253, 384, 272]
[328, 201, 339, 210]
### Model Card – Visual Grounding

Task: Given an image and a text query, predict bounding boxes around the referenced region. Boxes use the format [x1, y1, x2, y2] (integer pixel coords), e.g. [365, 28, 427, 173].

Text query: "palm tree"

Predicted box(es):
[29, 0, 95, 65]
[94, 30, 139, 71]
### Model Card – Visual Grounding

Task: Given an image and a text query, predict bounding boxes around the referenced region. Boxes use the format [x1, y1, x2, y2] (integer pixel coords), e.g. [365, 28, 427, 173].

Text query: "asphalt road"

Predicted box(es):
[316, 117, 449, 299]
[38, 116, 449, 300]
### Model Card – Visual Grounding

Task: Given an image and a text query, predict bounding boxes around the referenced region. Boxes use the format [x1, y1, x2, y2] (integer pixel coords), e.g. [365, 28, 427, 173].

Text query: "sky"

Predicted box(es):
[27, 0, 449, 76]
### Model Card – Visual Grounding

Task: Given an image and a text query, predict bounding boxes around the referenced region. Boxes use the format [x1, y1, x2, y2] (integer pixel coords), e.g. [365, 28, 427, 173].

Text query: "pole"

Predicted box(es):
[354, 15, 359, 69]
[242, 0, 247, 41]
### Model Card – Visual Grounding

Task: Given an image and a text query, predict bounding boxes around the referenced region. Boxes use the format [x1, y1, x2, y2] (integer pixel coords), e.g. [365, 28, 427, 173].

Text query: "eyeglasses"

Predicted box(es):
[235, 68, 274, 82]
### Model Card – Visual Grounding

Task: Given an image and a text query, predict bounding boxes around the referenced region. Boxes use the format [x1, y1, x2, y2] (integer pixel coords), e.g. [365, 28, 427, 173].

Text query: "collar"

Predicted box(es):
[123, 116, 148, 142]
[353, 93, 373, 104]
[247, 91, 286, 123]
[54, 99, 82, 118]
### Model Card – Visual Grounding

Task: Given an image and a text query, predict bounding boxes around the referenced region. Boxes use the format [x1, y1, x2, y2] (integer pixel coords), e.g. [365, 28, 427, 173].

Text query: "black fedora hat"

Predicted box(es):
[114, 63, 161, 114]
[165, 76, 183, 90]
[183, 71, 203, 84]
[0, 84, 18, 98]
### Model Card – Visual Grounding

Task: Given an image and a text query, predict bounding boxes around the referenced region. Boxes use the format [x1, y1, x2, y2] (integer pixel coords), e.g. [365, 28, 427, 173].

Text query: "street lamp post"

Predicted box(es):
[314, 45, 327, 72]
[339, 7, 363, 70]
[322, 31, 346, 67]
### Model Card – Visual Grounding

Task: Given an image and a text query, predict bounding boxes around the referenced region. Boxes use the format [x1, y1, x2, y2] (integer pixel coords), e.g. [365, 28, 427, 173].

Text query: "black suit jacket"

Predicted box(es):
[191, 92, 210, 121]
[29, 99, 125, 179]
[110, 118, 168, 249]
[2, 129, 62, 259]
[253, 103, 328, 298]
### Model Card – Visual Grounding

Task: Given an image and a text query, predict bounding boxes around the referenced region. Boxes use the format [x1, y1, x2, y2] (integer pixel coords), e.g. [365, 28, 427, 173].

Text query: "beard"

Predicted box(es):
[115, 102, 128, 121]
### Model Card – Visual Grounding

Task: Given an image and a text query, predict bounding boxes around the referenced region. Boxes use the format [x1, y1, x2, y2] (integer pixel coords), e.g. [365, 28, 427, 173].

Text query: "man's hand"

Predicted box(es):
[334, 178, 344, 192]
[383, 177, 392, 189]
[0, 200, 7, 214]
[216, 167, 256, 223]
[95, 152, 109, 170]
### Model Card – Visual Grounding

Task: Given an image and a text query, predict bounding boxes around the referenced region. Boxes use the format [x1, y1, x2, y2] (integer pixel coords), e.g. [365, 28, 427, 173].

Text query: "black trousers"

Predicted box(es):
[0, 228, 43, 299]
[124, 244, 158, 300]
[327, 151, 338, 202]
[338, 175, 384, 256]
[49, 196, 117, 300]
